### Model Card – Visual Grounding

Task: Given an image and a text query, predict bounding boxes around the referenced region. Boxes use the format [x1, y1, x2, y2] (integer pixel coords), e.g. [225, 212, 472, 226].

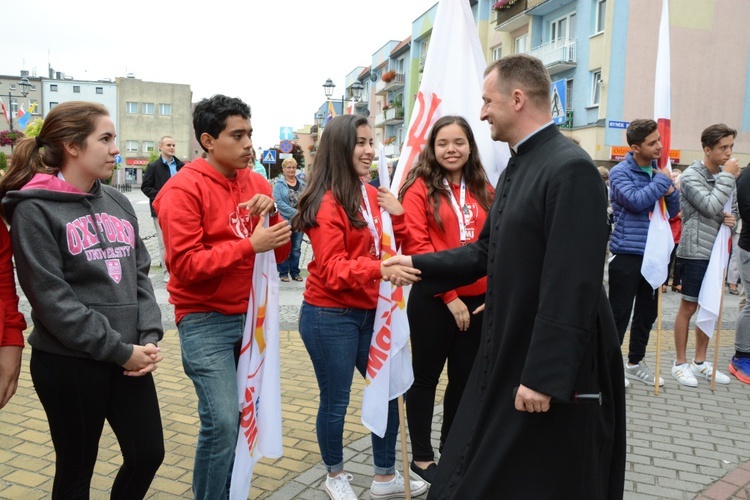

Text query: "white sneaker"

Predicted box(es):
[690, 360, 731, 385]
[325, 473, 357, 500]
[163, 271, 170, 283]
[624, 361, 664, 386]
[370, 470, 427, 499]
[671, 362, 698, 387]
[624, 377, 630, 388]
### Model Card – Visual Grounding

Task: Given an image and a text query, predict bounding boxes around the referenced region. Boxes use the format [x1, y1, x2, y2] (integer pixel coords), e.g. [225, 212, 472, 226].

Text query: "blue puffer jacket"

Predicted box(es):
[609, 152, 680, 255]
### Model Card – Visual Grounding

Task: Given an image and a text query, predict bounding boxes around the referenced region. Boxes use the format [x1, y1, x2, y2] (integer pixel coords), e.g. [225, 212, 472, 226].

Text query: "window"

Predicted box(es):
[595, 0, 606, 33]
[492, 45, 503, 61]
[566, 80, 574, 110]
[50, 84, 58, 92]
[550, 12, 576, 44]
[96, 87, 103, 94]
[159, 103, 171, 115]
[126, 140, 139, 152]
[142, 103, 155, 114]
[126, 102, 138, 113]
[590, 70, 601, 106]
[514, 34, 527, 54]
[394, 58, 404, 74]
[73, 86, 81, 93]
[30, 100, 40, 114]
[50, 102, 58, 109]
[142, 141, 155, 153]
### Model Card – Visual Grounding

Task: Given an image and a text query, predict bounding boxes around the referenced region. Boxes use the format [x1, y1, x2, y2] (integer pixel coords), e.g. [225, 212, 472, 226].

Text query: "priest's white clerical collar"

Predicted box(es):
[511, 120, 555, 154]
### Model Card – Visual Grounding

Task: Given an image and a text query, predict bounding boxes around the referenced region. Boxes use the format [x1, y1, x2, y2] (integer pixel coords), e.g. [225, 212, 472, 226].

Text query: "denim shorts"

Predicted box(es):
[677, 258, 710, 302]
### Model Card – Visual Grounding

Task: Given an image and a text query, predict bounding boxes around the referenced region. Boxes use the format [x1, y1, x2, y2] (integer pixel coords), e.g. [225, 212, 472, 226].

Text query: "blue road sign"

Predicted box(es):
[262, 149, 277, 164]
[279, 140, 293, 154]
[550, 80, 567, 125]
[608, 120, 630, 129]
[280, 127, 294, 141]
[114, 154, 122, 164]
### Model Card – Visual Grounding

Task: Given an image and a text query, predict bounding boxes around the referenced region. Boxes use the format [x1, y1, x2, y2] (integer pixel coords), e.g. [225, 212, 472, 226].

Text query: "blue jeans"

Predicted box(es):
[299, 302, 399, 475]
[277, 230, 303, 278]
[178, 312, 245, 500]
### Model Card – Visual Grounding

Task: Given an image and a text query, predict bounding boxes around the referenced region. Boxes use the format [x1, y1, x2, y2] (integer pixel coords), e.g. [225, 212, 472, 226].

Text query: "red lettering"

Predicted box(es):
[367, 344, 388, 378]
[240, 387, 258, 450]
[66, 222, 83, 255]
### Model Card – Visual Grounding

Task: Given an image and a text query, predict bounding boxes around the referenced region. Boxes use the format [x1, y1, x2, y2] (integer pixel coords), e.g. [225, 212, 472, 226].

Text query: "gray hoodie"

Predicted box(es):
[3, 173, 162, 366]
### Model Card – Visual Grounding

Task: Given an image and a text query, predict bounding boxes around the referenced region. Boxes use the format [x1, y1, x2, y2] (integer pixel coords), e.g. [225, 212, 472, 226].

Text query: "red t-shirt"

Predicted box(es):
[400, 177, 494, 303]
[303, 185, 405, 309]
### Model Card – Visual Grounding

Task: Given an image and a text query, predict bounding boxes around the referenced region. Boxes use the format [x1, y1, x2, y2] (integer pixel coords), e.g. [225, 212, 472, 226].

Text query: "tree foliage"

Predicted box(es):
[24, 118, 44, 138]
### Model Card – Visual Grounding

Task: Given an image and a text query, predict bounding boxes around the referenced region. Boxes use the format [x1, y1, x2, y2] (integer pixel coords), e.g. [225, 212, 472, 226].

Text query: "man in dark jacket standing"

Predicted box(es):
[386, 54, 626, 499]
[608, 119, 679, 388]
[141, 136, 184, 281]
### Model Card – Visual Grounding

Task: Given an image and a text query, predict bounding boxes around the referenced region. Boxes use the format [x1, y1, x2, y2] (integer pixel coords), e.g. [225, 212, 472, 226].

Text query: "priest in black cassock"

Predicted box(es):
[386, 54, 625, 499]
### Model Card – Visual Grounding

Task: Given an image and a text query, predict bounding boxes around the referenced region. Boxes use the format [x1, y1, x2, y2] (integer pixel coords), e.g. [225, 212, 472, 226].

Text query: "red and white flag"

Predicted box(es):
[390, 0, 510, 194]
[362, 145, 414, 438]
[641, 0, 674, 290]
[0, 98, 9, 125]
[696, 198, 733, 338]
[230, 224, 283, 500]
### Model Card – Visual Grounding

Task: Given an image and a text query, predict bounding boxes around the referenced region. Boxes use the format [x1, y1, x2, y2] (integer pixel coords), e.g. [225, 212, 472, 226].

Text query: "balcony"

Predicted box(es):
[384, 143, 401, 156]
[375, 73, 405, 96]
[384, 107, 404, 125]
[493, 0, 529, 32]
[528, 38, 576, 75]
[310, 124, 318, 139]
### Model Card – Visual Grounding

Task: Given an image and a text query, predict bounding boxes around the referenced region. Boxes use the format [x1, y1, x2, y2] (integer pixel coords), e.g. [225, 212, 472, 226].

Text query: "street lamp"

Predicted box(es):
[322, 78, 364, 117]
[3, 76, 32, 153]
[314, 112, 324, 128]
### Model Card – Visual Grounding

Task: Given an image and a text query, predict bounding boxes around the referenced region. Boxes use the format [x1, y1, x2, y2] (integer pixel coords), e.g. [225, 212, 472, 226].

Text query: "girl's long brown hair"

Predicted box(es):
[293, 114, 371, 231]
[0, 101, 110, 211]
[398, 115, 493, 230]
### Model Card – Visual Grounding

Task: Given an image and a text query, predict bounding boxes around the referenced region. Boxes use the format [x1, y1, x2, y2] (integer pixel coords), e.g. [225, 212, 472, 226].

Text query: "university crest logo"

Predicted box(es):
[105, 259, 122, 283]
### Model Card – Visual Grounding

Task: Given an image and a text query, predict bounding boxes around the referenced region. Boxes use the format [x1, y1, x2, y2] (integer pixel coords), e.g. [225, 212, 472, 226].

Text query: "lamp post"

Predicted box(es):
[3, 76, 32, 153]
[322, 78, 364, 117]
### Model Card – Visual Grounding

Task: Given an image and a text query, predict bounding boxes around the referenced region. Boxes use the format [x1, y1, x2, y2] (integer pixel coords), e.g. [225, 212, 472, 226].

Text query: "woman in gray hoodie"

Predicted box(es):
[0, 101, 164, 499]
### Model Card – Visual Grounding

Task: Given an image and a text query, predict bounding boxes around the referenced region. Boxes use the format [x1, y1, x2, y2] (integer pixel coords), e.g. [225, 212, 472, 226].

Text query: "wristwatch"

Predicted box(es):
[269, 202, 279, 216]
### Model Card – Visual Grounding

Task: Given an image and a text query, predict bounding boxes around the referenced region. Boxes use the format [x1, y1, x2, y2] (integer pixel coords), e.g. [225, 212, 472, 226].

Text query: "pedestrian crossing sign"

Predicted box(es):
[551, 80, 567, 125]
[262, 150, 277, 164]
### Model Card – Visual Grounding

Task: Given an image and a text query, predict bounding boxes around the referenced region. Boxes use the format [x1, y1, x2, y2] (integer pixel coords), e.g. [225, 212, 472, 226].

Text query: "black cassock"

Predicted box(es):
[413, 125, 625, 499]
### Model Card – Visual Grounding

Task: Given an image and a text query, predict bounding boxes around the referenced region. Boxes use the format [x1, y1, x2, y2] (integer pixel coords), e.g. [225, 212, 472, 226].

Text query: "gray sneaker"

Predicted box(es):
[625, 361, 664, 386]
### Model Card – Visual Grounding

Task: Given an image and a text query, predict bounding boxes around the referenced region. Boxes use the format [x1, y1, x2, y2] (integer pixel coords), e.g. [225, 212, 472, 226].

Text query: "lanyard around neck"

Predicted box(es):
[359, 182, 381, 258]
[443, 176, 467, 243]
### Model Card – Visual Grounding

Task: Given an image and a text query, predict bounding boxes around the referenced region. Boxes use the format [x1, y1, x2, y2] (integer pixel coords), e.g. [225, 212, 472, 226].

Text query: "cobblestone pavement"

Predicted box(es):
[1, 189, 749, 499]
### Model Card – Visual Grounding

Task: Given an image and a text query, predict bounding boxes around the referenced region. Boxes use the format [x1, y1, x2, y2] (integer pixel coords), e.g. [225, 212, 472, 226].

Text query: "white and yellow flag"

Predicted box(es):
[696, 198, 733, 338]
[230, 225, 283, 500]
[641, 0, 674, 290]
[362, 145, 414, 438]
[390, 0, 510, 194]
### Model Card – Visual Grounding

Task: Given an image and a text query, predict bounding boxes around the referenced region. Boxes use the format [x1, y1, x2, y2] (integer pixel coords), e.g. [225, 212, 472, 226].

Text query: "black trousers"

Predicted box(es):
[31, 349, 164, 500]
[405, 290, 483, 462]
[608, 254, 658, 365]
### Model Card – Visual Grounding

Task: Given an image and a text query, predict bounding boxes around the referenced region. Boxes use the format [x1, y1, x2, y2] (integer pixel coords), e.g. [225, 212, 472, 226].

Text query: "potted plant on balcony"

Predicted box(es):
[382, 102, 392, 111]
[384, 136, 397, 146]
[381, 70, 397, 83]
[493, 0, 520, 10]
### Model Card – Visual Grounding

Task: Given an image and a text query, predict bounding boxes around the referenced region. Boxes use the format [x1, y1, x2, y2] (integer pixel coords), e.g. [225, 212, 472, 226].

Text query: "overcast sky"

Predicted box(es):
[0, 0, 437, 153]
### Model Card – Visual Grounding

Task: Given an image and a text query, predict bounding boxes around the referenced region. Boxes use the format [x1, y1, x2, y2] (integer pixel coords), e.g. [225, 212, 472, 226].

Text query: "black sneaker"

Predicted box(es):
[410, 461, 438, 485]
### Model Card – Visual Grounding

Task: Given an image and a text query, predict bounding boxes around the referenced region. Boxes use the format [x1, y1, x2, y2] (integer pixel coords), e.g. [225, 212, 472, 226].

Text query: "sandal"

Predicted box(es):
[280, 277, 290, 282]
[671, 285, 682, 292]
[729, 287, 740, 295]
[661, 285, 667, 293]
[292, 276, 303, 282]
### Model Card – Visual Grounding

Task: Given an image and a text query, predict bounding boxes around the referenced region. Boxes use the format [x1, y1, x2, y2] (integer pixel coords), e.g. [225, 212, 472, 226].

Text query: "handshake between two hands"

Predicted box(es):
[380, 254, 419, 286]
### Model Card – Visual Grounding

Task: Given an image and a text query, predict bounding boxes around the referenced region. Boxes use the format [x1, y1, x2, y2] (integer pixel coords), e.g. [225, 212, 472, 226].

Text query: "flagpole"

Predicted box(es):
[654, 288, 663, 396]
[710, 270, 727, 392]
[398, 395, 412, 500]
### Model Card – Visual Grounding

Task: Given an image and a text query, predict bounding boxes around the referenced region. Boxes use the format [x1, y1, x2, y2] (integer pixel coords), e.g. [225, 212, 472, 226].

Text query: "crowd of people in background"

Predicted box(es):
[1, 52, 749, 500]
